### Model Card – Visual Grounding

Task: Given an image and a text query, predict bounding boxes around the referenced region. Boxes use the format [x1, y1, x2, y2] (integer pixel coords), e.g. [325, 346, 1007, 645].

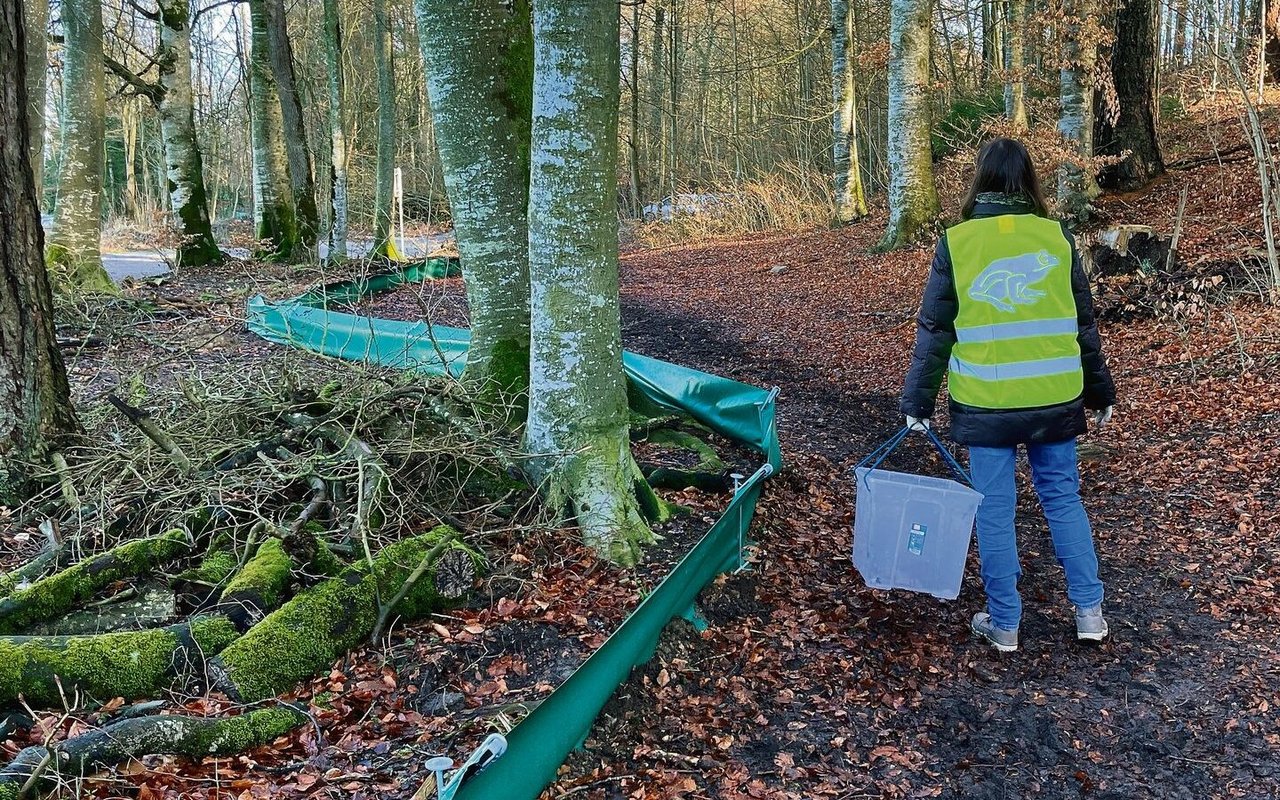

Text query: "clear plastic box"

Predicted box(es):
[852, 467, 983, 600]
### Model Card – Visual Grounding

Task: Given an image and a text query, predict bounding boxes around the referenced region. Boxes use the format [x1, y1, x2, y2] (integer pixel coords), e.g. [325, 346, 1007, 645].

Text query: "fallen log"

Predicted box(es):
[0, 616, 239, 708]
[0, 705, 307, 800]
[0, 530, 191, 635]
[212, 538, 297, 631]
[209, 527, 480, 702]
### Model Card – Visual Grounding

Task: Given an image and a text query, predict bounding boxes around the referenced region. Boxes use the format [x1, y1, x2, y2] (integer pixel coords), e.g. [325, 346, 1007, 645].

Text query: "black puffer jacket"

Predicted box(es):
[899, 201, 1117, 447]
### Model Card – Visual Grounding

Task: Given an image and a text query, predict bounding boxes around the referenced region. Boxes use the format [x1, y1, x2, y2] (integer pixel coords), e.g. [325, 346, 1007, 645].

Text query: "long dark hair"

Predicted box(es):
[960, 138, 1050, 220]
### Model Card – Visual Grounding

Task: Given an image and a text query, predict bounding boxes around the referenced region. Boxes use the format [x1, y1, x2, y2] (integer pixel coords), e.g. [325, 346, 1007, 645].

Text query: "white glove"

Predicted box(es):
[1093, 406, 1114, 427]
[905, 415, 931, 432]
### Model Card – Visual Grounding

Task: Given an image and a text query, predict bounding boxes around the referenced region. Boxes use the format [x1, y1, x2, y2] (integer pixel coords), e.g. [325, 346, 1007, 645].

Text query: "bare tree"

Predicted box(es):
[23, 0, 47, 203]
[246, 0, 299, 260]
[322, 0, 349, 262]
[414, 0, 533, 399]
[880, 0, 939, 249]
[1097, 0, 1165, 190]
[45, 0, 115, 292]
[832, 0, 868, 222]
[1058, 0, 1101, 218]
[264, 0, 319, 249]
[524, 0, 656, 564]
[1, 0, 79, 503]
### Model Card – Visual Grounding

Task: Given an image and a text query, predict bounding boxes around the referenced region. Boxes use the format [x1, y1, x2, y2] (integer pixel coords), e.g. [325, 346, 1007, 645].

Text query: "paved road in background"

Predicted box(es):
[38, 216, 453, 283]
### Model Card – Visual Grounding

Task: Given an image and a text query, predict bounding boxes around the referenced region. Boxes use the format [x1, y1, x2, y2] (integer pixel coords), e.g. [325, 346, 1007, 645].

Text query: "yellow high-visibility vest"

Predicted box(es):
[946, 214, 1083, 409]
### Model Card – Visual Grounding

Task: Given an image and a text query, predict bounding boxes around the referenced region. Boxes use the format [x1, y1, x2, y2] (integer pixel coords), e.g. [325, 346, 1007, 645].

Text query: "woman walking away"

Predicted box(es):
[899, 138, 1116, 653]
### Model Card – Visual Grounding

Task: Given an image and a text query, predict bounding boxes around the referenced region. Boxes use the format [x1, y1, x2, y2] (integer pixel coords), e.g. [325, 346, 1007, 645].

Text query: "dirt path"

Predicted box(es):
[597, 221, 1280, 800]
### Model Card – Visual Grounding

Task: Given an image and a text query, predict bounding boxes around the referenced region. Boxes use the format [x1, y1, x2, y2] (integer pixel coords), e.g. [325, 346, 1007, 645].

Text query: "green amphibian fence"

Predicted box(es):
[246, 261, 780, 799]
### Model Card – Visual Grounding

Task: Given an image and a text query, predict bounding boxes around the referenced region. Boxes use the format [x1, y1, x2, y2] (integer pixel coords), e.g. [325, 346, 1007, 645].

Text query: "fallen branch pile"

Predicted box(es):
[0, 364, 516, 797]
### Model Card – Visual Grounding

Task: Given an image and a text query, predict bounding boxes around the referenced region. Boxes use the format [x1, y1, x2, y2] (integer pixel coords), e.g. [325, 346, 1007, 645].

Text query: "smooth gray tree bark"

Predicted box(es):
[415, 0, 532, 400]
[879, 0, 939, 249]
[45, 0, 115, 292]
[1059, 0, 1101, 218]
[322, 0, 348, 262]
[157, 0, 223, 267]
[246, 0, 299, 260]
[831, 0, 867, 223]
[1004, 0, 1029, 128]
[524, 0, 655, 564]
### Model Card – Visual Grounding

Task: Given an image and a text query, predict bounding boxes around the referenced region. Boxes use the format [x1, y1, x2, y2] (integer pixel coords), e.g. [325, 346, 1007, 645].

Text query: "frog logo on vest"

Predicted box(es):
[967, 250, 1061, 313]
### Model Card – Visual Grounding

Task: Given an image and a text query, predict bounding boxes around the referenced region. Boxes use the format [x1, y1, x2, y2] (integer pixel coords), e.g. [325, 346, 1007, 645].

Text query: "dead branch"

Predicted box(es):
[106, 394, 193, 474]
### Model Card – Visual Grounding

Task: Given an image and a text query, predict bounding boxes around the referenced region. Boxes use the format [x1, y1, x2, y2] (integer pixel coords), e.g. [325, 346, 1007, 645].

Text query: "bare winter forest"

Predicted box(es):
[1, 0, 1279, 798]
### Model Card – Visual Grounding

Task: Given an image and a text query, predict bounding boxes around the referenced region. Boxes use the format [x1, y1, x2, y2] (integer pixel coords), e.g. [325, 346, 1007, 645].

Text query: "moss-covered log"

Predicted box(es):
[0, 531, 191, 635]
[210, 527, 480, 702]
[213, 538, 295, 630]
[0, 705, 306, 799]
[0, 616, 238, 708]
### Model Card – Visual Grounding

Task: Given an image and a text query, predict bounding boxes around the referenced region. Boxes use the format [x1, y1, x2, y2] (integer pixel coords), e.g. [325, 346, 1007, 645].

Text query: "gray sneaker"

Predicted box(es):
[971, 612, 1019, 652]
[1075, 605, 1109, 642]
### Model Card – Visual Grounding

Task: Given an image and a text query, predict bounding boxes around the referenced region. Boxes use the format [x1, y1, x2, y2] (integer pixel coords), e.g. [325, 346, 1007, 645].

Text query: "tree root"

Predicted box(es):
[0, 615, 239, 708]
[0, 705, 307, 799]
[209, 527, 480, 702]
[0, 531, 191, 635]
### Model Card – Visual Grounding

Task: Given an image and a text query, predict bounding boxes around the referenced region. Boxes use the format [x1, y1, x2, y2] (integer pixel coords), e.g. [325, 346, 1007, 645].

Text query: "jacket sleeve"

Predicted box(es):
[1065, 228, 1117, 409]
[900, 236, 959, 419]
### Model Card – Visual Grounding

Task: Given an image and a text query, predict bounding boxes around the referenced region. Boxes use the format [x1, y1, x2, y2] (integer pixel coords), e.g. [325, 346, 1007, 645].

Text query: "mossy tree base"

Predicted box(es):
[43, 244, 118, 296]
[0, 705, 306, 799]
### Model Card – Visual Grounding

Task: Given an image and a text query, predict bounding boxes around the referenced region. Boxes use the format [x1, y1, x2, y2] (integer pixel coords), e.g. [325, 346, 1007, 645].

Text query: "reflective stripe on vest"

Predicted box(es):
[946, 214, 1083, 410]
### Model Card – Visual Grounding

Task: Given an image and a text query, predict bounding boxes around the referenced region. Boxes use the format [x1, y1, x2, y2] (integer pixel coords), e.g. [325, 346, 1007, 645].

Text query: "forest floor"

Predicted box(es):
[351, 101, 1280, 797]
[540, 96, 1280, 800]
[5, 99, 1279, 799]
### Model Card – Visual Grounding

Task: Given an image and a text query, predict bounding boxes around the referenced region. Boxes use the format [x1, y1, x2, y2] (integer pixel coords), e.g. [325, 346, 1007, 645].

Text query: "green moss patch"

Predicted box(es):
[0, 615, 237, 708]
[0, 530, 191, 635]
[212, 527, 479, 702]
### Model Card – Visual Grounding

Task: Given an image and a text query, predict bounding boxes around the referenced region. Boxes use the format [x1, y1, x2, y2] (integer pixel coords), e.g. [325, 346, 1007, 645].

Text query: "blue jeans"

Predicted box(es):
[968, 438, 1104, 630]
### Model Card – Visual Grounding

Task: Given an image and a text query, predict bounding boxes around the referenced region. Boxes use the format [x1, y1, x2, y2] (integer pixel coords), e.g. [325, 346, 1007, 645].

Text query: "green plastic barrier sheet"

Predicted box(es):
[245, 271, 780, 800]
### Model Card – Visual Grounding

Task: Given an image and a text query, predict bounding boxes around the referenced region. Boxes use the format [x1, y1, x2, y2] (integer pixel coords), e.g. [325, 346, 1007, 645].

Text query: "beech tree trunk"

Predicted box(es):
[1004, 0, 1029, 128]
[415, 0, 533, 400]
[23, 0, 46, 204]
[1266, 0, 1280, 82]
[880, 0, 940, 250]
[264, 0, 319, 250]
[831, 0, 867, 223]
[246, 0, 299, 260]
[1058, 0, 1101, 219]
[649, 5, 666, 205]
[524, 0, 656, 565]
[45, 0, 115, 292]
[0, 0, 78, 504]
[372, 0, 396, 256]
[1096, 0, 1165, 190]
[157, 0, 223, 267]
[322, 0, 348, 262]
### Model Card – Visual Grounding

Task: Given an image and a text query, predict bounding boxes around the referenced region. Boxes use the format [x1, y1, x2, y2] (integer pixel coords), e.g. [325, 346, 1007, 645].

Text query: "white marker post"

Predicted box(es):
[393, 166, 405, 258]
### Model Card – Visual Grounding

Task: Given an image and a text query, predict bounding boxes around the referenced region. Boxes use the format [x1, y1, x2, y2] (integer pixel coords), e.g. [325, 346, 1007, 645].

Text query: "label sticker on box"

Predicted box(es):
[907, 523, 926, 555]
